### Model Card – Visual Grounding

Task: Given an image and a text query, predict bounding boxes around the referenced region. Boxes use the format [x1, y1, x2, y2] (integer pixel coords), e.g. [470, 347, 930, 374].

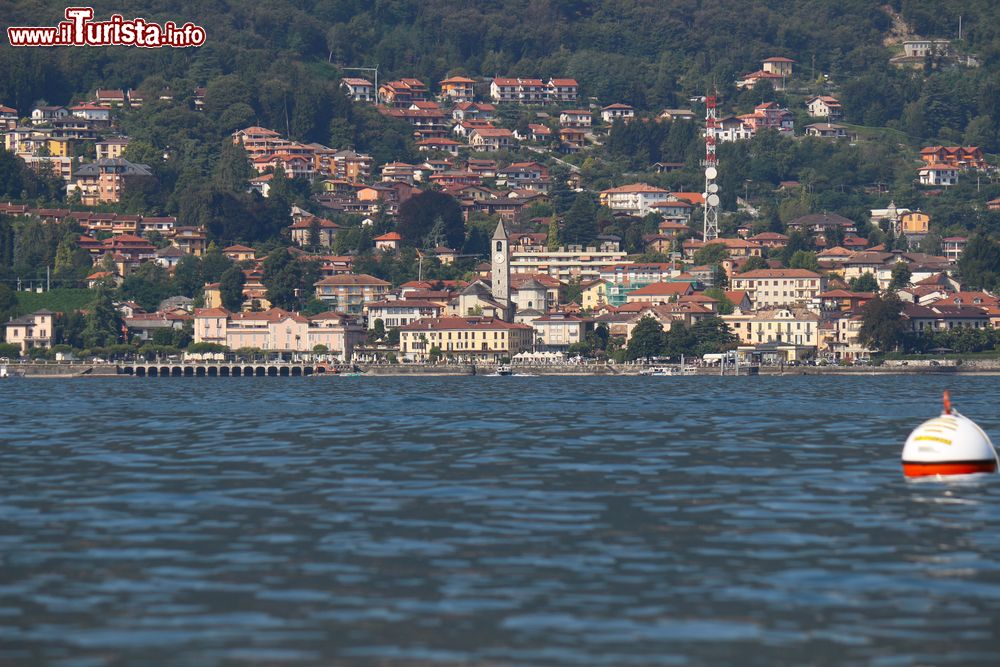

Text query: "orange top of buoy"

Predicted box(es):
[943, 390, 951, 415]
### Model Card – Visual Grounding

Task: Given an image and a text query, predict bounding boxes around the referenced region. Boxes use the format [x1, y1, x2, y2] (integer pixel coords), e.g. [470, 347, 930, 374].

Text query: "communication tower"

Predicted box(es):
[703, 94, 720, 242]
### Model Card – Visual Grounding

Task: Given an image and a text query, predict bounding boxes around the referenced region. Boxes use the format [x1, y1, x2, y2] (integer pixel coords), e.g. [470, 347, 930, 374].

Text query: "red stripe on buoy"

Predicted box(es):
[902, 460, 997, 477]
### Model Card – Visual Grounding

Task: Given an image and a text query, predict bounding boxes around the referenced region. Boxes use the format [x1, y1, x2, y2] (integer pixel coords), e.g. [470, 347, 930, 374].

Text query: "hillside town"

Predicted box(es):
[2, 44, 1000, 369]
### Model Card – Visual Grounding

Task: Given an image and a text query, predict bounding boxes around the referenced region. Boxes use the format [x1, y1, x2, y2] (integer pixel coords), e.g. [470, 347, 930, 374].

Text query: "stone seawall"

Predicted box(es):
[12, 363, 119, 377]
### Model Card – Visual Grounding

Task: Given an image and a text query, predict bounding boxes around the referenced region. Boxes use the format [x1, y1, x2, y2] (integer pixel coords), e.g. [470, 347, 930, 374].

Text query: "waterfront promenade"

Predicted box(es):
[4, 359, 993, 378]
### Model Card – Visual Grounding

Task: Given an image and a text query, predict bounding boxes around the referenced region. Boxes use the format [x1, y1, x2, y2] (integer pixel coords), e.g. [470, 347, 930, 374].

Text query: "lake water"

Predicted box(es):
[2, 376, 1000, 666]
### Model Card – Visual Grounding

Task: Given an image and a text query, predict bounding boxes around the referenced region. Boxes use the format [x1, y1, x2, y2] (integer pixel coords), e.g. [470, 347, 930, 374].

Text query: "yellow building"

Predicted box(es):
[722, 307, 820, 348]
[4, 310, 54, 353]
[47, 138, 70, 157]
[580, 279, 609, 310]
[96, 138, 129, 160]
[900, 211, 930, 236]
[399, 316, 534, 362]
[203, 283, 222, 308]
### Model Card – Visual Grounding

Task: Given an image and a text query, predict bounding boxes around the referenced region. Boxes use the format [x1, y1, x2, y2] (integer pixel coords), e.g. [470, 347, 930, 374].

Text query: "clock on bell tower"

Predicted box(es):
[491, 220, 512, 321]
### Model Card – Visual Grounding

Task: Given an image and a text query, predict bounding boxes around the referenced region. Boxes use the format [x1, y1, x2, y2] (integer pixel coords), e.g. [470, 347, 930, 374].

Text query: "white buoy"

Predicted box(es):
[902, 391, 999, 478]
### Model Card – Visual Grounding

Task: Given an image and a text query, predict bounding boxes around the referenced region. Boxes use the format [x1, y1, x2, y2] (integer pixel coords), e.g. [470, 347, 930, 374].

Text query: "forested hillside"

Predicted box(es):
[2, 0, 999, 152]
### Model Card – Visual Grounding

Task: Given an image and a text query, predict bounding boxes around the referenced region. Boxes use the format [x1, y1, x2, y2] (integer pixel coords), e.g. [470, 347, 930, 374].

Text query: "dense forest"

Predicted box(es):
[2, 0, 1000, 148]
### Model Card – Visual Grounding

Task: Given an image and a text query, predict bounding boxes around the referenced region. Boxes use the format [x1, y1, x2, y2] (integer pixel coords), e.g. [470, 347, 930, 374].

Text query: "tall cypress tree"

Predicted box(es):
[82, 287, 123, 349]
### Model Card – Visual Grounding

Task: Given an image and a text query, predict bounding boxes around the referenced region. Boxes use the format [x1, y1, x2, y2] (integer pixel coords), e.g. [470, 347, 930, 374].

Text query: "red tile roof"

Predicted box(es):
[737, 269, 821, 279]
[629, 282, 693, 296]
[400, 316, 532, 331]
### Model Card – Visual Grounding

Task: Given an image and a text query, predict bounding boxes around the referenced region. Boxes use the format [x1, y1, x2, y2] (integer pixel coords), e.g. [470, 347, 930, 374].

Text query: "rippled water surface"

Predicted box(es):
[3, 376, 1000, 666]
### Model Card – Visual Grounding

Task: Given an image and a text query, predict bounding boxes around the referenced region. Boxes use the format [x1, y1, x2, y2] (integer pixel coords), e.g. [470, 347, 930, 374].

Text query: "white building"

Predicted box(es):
[341, 78, 374, 102]
[729, 269, 825, 309]
[805, 96, 843, 120]
[919, 164, 958, 187]
[598, 183, 671, 216]
[601, 103, 635, 124]
[511, 242, 628, 283]
[365, 299, 444, 329]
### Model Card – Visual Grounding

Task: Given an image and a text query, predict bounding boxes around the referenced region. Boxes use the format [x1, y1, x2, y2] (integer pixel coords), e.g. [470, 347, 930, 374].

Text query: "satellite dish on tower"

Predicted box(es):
[705, 166, 717, 180]
[708, 183, 719, 193]
[707, 194, 720, 207]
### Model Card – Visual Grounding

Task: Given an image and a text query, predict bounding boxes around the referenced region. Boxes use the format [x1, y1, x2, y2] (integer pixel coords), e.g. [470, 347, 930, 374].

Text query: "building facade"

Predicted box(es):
[4, 310, 54, 353]
[729, 269, 825, 308]
[399, 316, 533, 362]
[193, 308, 365, 358]
[314, 274, 392, 314]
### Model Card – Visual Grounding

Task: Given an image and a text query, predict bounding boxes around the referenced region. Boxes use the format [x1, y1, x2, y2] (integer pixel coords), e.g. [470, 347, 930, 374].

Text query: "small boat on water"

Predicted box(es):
[496, 364, 513, 376]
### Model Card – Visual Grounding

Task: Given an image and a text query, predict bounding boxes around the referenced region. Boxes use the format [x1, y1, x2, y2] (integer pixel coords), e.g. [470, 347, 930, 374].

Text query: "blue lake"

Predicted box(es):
[2, 376, 1000, 666]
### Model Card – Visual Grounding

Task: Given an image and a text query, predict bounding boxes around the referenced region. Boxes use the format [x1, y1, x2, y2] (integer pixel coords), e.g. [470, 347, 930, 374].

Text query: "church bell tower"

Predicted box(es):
[492, 220, 512, 321]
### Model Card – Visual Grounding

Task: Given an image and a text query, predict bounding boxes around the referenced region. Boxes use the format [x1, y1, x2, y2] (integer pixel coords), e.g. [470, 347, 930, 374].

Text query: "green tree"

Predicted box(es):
[386, 327, 400, 346]
[53, 235, 90, 281]
[13, 220, 49, 277]
[82, 287, 123, 348]
[778, 230, 815, 266]
[262, 247, 310, 310]
[849, 272, 879, 292]
[703, 287, 735, 314]
[564, 278, 583, 305]
[738, 256, 768, 273]
[213, 141, 254, 193]
[546, 217, 561, 250]
[396, 191, 465, 249]
[173, 255, 203, 297]
[711, 264, 729, 289]
[958, 234, 1000, 291]
[151, 327, 176, 346]
[788, 250, 819, 271]
[561, 193, 597, 247]
[119, 262, 172, 311]
[201, 245, 234, 283]
[693, 243, 730, 265]
[219, 265, 246, 311]
[858, 294, 907, 353]
[368, 318, 386, 344]
[0, 283, 16, 323]
[662, 322, 696, 357]
[888, 262, 912, 291]
[691, 317, 739, 353]
[626, 316, 665, 361]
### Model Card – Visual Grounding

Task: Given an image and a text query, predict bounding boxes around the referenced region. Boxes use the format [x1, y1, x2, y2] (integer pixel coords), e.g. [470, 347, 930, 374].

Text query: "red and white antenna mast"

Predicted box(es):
[703, 92, 720, 242]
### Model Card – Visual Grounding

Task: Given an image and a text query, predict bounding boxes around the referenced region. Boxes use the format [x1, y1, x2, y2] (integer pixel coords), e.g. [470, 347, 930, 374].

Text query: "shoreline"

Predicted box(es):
[7, 362, 1000, 378]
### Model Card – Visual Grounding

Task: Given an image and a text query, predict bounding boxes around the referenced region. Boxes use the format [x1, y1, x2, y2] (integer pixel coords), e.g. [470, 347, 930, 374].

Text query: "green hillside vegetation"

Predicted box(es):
[2, 0, 999, 147]
[14, 288, 94, 316]
[0, 0, 998, 287]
